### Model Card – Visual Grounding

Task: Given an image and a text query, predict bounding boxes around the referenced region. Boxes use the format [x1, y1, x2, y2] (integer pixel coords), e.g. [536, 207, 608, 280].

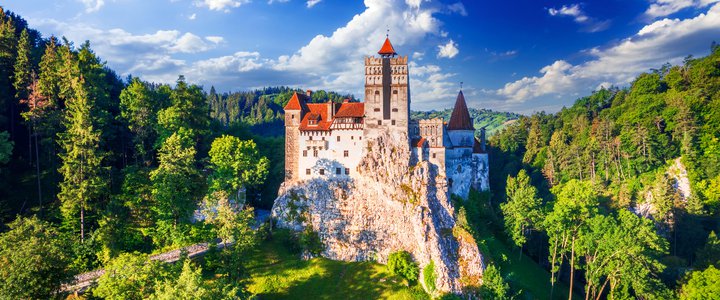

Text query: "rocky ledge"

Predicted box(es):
[272, 134, 484, 294]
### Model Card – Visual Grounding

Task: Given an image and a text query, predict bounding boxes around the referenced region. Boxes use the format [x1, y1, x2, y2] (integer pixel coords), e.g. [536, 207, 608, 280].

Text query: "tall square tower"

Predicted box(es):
[363, 37, 410, 143]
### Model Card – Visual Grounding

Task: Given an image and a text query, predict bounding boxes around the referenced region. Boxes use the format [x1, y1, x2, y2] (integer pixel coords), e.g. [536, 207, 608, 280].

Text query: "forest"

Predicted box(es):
[0, 4, 719, 300]
[483, 45, 720, 298]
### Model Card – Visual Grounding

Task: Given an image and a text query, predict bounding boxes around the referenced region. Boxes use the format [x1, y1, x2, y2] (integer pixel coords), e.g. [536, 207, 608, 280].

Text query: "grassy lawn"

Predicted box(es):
[244, 236, 428, 300]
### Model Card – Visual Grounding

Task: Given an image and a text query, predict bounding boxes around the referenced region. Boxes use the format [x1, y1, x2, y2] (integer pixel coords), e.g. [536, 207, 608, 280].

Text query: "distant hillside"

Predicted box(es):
[412, 108, 521, 136]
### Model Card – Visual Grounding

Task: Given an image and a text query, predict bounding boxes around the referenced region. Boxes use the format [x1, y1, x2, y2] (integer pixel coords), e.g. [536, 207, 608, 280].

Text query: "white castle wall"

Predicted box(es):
[298, 129, 365, 180]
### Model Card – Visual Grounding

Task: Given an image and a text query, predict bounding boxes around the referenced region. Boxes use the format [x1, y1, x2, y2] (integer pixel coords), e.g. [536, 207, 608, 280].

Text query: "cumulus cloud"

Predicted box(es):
[195, 0, 249, 12]
[78, 0, 105, 13]
[437, 40, 459, 58]
[28, 18, 224, 82]
[644, 0, 719, 19]
[494, 2, 720, 111]
[548, 3, 610, 32]
[189, 13, 197, 20]
[306, 0, 322, 8]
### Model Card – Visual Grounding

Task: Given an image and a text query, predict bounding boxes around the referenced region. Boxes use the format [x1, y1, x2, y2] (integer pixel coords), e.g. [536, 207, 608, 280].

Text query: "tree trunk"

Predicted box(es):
[80, 205, 85, 243]
[34, 128, 42, 216]
[569, 238, 576, 300]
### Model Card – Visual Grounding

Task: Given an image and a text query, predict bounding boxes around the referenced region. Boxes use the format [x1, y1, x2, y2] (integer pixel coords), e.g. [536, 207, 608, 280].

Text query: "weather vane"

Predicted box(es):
[460, 81, 463, 90]
[386, 26, 390, 38]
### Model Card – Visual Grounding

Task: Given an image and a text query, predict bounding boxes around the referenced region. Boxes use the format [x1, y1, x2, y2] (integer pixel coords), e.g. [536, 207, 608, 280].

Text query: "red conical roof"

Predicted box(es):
[284, 92, 306, 111]
[447, 91, 474, 130]
[378, 37, 397, 56]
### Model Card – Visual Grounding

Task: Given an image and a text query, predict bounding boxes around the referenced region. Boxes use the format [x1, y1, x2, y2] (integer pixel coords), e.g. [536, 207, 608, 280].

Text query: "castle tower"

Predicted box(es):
[284, 92, 306, 181]
[363, 36, 410, 143]
[447, 90, 475, 148]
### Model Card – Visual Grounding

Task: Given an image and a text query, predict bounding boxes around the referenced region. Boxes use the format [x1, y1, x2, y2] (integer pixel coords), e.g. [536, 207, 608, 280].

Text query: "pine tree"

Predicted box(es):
[0, 8, 17, 135]
[13, 28, 31, 100]
[57, 55, 106, 242]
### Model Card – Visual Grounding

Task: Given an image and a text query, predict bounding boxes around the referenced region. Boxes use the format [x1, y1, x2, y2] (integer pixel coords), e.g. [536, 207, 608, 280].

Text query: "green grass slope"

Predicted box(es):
[244, 236, 428, 300]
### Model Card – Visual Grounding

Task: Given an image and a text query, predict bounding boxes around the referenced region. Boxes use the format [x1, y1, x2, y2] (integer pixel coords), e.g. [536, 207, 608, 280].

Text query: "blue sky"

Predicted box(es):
[3, 0, 720, 114]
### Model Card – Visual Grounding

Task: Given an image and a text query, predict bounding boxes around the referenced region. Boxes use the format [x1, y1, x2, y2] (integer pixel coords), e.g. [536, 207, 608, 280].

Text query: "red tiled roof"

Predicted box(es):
[473, 138, 485, 154]
[334, 102, 364, 118]
[378, 37, 397, 56]
[413, 137, 427, 148]
[299, 103, 332, 131]
[447, 91, 474, 130]
[284, 92, 306, 111]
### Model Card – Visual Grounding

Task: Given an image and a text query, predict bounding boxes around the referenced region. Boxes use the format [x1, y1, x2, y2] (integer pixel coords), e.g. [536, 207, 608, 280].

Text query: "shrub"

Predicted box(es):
[299, 225, 324, 256]
[478, 264, 510, 299]
[387, 251, 419, 284]
[423, 260, 437, 292]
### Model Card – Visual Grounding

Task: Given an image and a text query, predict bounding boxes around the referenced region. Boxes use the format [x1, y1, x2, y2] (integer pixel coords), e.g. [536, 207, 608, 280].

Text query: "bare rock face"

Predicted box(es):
[272, 133, 484, 294]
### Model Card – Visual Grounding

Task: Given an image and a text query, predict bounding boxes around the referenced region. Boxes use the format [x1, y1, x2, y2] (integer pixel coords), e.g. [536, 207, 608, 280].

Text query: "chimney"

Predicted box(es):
[327, 101, 335, 119]
[480, 127, 486, 152]
[306, 89, 312, 98]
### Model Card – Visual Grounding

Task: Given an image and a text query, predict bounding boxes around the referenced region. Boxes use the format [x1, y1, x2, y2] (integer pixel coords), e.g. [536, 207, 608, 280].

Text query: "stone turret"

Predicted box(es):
[284, 92, 307, 181]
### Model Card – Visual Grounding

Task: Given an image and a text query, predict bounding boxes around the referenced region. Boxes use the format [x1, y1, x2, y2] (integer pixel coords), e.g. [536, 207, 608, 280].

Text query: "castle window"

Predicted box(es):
[351, 136, 354, 140]
[336, 168, 341, 175]
[303, 150, 307, 157]
[292, 115, 295, 119]
[392, 120, 396, 126]
[337, 136, 341, 142]
[345, 168, 350, 175]
[393, 90, 398, 94]
[309, 136, 313, 141]
[306, 169, 311, 175]
[375, 90, 380, 95]
[319, 169, 325, 175]
[313, 150, 318, 157]
[344, 150, 349, 157]
[392, 108, 398, 112]
[378, 120, 382, 125]
[374, 108, 380, 112]
[322, 137, 325, 141]
[432, 153, 436, 159]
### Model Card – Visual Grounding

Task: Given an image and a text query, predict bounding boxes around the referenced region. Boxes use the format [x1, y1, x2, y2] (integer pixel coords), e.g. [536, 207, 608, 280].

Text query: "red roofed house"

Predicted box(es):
[284, 37, 489, 196]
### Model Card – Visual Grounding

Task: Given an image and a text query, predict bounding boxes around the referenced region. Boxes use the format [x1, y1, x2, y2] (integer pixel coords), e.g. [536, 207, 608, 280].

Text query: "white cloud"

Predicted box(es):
[195, 0, 249, 12]
[448, 2, 468, 16]
[268, 0, 290, 3]
[644, 0, 719, 19]
[189, 13, 197, 20]
[31, 0, 462, 110]
[306, 0, 322, 8]
[548, 4, 588, 22]
[412, 51, 425, 60]
[205, 36, 225, 44]
[548, 3, 610, 32]
[78, 0, 105, 13]
[494, 2, 720, 110]
[437, 40, 459, 58]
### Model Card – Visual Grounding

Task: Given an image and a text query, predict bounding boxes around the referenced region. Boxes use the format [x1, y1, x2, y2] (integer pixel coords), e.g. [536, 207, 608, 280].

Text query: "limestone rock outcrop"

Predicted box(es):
[272, 134, 484, 294]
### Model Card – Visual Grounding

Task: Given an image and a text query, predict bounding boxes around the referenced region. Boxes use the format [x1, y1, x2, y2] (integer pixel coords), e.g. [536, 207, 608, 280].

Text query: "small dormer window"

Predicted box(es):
[309, 120, 317, 125]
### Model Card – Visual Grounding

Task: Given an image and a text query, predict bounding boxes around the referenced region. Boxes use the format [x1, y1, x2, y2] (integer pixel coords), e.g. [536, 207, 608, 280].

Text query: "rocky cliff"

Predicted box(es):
[272, 134, 484, 294]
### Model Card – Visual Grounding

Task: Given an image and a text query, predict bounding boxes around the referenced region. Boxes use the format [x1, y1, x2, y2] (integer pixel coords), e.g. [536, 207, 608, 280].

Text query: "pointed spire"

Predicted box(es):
[378, 37, 397, 57]
[447, 90, 474, 130]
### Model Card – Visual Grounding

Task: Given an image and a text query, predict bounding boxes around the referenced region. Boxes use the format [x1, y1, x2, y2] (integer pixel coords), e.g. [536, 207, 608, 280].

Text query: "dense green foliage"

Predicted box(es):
[387, 250, 420, 284]
[488, 45, 720, 298]
[0, 216, 70, 299]
[679, 265, 720, 299]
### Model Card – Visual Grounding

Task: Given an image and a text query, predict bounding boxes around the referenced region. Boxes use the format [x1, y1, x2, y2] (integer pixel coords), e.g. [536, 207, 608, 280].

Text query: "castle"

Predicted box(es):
[283, 36, 489, 198]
